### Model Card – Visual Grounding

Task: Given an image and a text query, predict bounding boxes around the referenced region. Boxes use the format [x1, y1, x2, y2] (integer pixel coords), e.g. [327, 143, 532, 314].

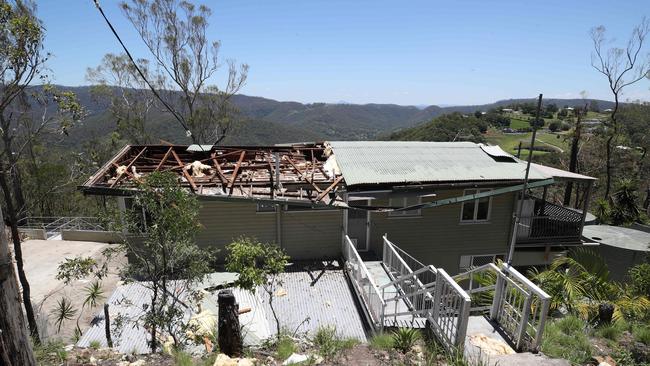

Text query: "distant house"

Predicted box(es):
[81, 141, 596, 274]
[501, 108, 514, 113]
[603, 108, 613, 112]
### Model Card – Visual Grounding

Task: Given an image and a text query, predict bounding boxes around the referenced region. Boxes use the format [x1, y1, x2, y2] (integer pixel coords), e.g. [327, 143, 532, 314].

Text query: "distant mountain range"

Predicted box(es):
[50, 86, 617, 146]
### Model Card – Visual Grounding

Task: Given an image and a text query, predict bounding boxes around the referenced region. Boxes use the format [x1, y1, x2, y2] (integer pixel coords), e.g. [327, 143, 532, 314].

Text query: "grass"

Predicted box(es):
[633, 324, 650, 345]
[369, 333, 395, 350]
[312, 326, 359, 360]
[89, 340, 101, 350]
[593, 321, 627, 341]
[392, 328, 421, 354]
[276, 336, 297, 361]
[173, 351, 194, 366]
[34, 339, 68, 365]
[541, 316, 592, 365]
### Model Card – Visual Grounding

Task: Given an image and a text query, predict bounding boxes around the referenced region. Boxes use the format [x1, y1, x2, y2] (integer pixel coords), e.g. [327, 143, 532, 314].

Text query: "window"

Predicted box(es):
[460, 189, 492, 222]
[256, 202, 277, 213]
[459, 254, 505, 271]
[388, 196, 422, 217]
[284, 204, 338, 212]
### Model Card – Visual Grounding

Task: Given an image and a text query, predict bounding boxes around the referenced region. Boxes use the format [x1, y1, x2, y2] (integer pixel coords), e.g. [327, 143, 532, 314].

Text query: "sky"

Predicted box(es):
[38, 0, 650, 106]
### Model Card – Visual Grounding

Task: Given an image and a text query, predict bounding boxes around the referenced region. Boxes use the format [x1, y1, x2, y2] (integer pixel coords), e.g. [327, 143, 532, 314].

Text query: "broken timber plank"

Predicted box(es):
[283, 156, 322, 193]
[227, 151, 247, 194]
[110, 147, 147, 188]
[171, 149, 198, 192]
[315, 175, 344, 202]
[155, 147, 174, 171]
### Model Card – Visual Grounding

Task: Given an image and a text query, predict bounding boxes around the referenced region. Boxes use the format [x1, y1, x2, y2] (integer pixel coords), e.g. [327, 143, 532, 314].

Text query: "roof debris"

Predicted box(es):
[82, 143, 345, 205]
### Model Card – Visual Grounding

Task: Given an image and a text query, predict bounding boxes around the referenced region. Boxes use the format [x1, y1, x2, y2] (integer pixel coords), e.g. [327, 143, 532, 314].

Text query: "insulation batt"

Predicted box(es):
[186, 160, 212, 177]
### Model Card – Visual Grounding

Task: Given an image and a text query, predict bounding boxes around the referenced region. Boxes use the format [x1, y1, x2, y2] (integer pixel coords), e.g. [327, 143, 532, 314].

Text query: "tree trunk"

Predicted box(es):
[564, 107, 583, 206]
[217, 289, 242, 357]
[604, 94, 620, 199]
[0, 167, 39, 342]
[0, 208, 36, 366]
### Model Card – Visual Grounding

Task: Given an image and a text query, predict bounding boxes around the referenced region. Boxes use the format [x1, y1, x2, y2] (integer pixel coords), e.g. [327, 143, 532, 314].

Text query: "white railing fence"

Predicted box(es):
[381, 235, 470, 350]
[342, 235, 386, 328]
[381, 235, 436, 314]
[430, 268, 471, 350]
[18, 216, 105, 236]
[453, 262, 550, 351]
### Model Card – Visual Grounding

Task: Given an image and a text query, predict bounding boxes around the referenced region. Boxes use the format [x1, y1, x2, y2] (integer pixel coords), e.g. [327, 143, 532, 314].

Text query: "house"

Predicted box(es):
[81, 141, 596, 274]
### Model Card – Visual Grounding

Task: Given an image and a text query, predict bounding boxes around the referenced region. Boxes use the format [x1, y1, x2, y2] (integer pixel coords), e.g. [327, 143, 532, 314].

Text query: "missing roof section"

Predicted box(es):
[81, 143, 345, 206]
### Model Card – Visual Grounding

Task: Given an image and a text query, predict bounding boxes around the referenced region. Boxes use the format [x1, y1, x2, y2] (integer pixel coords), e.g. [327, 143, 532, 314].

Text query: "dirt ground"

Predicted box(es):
[15, 239, 125, 343]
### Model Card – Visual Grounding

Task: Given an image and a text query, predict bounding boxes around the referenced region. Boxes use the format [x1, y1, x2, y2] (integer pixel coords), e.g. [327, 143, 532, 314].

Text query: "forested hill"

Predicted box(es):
[51, 85, 616, 146]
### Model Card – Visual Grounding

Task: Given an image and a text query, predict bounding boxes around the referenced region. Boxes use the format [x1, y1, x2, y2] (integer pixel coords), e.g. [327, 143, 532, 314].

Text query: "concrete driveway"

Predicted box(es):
[16, 239, 125, 342]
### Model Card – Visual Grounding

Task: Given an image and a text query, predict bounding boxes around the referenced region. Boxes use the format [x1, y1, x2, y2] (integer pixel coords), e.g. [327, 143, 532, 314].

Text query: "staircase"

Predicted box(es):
[342, 234, 551, 354]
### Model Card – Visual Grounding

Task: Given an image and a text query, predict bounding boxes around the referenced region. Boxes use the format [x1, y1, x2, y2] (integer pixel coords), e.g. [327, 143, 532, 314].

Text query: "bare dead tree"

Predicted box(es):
[120, 0, 248, 144]
[590, 17, 650, 198]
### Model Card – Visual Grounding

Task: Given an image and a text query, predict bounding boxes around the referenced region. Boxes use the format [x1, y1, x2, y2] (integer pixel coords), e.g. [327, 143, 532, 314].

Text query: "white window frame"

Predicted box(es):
[255, 202, 277, 214]
[459, 188, 492, 223]
[388, 196, 422, 218]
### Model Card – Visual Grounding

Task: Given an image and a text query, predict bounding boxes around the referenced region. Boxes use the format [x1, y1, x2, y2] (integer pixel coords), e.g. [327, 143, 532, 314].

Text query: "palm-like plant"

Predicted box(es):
[529, 248, 650, 324]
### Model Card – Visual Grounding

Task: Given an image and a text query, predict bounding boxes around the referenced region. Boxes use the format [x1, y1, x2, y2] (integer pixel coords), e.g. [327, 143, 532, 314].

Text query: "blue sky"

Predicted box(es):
[39, 1, 650, 105]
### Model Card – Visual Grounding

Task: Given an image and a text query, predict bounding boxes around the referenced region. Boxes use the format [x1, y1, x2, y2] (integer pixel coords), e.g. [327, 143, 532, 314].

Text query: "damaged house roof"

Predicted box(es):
[81, 143, 344, 206]
[81, 141, 594, 205]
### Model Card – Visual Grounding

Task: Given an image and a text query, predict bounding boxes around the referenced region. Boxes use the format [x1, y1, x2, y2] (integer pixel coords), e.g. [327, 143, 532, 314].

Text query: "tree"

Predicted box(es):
[548, 121, 561, 132]
[225, 236, 289, 338]
[0, 0, 86, 342]
[120, 0, 248, 144]
[87, 53, 162, 144]
[0, 209, 36, 366]
[119, 172, 214, 352]
[563, 105, 587, 206]
[590, 17, 650, 198]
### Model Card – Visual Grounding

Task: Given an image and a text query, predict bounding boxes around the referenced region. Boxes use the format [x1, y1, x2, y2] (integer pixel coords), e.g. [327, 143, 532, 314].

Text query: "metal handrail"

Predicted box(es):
[342, 235, 386, 327]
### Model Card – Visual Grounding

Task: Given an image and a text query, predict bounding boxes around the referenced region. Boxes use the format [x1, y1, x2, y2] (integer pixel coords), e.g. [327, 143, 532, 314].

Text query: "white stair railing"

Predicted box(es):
[453, 262, 551, 351]
[342, 235, 386, 328]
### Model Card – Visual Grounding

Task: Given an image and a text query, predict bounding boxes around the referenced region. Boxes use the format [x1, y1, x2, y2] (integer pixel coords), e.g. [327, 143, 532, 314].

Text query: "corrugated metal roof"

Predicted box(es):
[77, 275, 270, 354]
[328, 141, 549, 186]
[258, 263, 368, 341]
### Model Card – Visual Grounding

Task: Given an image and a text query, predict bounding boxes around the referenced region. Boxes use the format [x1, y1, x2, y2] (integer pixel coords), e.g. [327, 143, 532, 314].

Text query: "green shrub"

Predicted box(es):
[312, 326, 358, 359]
[392, 328, 421, 354]
[634, 325, 650, 345]
[629, 263, 650, 297]
[89, 340, 101, 350]
[276, 336, 296, 361]
[542, 316, 592, 365]
[173, 351, 194, 366]
[369, 333, 394, 350]
[594, 321, 626, 341]
[34, 340, 68, 365]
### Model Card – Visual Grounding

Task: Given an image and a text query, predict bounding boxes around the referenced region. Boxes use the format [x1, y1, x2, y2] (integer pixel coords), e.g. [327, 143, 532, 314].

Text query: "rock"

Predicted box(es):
[214, 354, 239, 366]
[313, 355, 324, 365]
[213, 353, 257, 366]
[64, 344, 75, 352]
[130, 360, 147, 366]
[592, 355, 617, 366]
[89, 356, 97, 365]
[282, 353, 309, 365]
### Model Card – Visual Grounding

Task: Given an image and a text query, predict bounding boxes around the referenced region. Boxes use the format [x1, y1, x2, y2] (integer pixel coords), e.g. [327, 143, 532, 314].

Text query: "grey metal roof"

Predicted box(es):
[77, 274, 270, 354]
[583, 225, 650, 252]
[328, 141, 550, 186]
[258, 262, 368, 341]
